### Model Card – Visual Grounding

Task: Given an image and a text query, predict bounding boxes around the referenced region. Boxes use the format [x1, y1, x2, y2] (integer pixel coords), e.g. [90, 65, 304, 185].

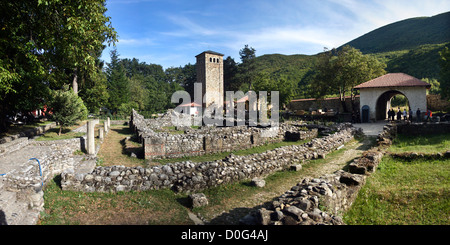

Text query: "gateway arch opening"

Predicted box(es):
[375, 90, 410, 121]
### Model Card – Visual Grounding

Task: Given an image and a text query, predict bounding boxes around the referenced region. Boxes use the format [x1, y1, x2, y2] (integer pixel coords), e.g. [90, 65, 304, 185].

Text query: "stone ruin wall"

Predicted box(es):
[129, 109, 319, 159]
[242, 122, 450, 225]
[0, 120, 106, 218]
[240, 123, 393, 225]
[2, 138, 84, 193]
[60, 123, 359, 193]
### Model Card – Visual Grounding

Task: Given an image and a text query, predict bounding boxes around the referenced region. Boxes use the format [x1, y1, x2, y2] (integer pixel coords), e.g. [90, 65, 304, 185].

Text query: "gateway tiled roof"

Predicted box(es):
[354, 73, 431, 89]
[291, 95, 360, 102]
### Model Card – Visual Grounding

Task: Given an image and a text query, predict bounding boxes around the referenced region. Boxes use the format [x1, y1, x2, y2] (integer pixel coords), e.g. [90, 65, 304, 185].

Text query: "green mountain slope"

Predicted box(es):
[253, 54, 318, 99]
[342, 11, 450, 53]
[251, 11, 449, 98]
[375, 43, 449, 80]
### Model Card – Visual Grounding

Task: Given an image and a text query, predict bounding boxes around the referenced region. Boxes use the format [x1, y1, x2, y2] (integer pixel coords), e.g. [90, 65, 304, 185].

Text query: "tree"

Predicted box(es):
[439, 46, 450, 100]
[223, 56, 239, 92]
[252, 73, 295, 107]
[422, 78, 440, 95]
[38, 0, 117, 93]
[237, 45, 257, 91]
[128, 74, 149, 111]
[309, 50, 337, 99]
[0, 0, 116, 131]
[311, 46, 386, 112]
[166, 64, 195, 98]
[48, 85, 88, 135]
[78, 66, 109, 113]
[335, 46, 386, 110]
[106, 49, 130, 113]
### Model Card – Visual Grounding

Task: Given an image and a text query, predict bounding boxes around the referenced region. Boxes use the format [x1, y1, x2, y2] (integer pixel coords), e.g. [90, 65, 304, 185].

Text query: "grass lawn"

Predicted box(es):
[388, 132, 450, 154]
[39, 126, 369, 225]
[96, 124, 146, 167]
[34, 120, 87, 141]
[344, 156, 450, 224]
[39, 176, 192, 225]
[34, 128, 86, 141]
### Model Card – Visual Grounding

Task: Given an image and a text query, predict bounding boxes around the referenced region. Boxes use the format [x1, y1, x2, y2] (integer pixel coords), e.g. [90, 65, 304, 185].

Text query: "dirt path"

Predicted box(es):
[97, 125, 145, 167]
[205, 135, 376, 225]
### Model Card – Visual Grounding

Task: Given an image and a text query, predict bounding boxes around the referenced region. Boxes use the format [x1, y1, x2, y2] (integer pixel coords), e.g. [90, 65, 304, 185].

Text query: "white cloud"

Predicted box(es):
[105, 0, 450, 68]
[222, 26, 343, 55]
[118, 38, 156, 46]
[163, 15, 220, 37]
[327, 0, 450, 33]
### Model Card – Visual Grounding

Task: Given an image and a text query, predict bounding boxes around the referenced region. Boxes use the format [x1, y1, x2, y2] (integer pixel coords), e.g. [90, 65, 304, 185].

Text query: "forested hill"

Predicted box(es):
[341, 11, 450, 54]
[251, 11, 450, 99]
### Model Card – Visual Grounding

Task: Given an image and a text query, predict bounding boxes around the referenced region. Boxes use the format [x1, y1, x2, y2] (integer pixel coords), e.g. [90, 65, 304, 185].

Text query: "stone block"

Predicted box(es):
[188, 193, 209, 208]
[250, 178, 266, 188]
[290, 164, 302, 171]
[339, 173, 365, 186]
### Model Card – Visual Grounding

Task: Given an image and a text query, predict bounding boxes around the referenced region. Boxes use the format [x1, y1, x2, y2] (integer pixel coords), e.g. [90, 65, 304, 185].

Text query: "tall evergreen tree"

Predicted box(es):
[106, 49, 129, 113]
[223, 56, 239, 92]
[237, 45, 257, 91]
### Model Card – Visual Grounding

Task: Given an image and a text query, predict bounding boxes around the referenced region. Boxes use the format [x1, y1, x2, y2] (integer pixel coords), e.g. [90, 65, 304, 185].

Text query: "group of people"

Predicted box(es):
[388, 107, 410, 121]
[388, 107, 433, 122]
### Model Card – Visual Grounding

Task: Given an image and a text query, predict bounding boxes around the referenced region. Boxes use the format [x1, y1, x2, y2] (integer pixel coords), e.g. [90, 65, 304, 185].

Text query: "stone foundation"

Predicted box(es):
[241, 121, 450, 225]
[241, 144, 384, 225]
[61, 124, 359, 193]
[130, 109, 319, 159]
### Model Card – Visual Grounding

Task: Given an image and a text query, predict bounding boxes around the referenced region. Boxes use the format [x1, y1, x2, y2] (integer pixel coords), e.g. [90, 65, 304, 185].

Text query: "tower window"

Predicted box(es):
[210, 58, 212, 62]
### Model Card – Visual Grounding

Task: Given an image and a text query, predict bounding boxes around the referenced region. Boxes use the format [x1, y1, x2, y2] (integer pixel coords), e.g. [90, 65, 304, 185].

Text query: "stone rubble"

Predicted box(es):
[238, 121, 450, 225]
[239, 147, 385, 225]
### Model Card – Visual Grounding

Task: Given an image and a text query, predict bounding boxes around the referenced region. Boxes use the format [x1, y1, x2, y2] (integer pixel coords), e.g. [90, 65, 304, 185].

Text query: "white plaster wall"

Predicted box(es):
[359, 87, 427, 122]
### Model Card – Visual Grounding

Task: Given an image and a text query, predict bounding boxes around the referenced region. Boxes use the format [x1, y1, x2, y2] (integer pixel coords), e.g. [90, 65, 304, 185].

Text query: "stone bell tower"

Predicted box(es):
[196, 50, 224, 109]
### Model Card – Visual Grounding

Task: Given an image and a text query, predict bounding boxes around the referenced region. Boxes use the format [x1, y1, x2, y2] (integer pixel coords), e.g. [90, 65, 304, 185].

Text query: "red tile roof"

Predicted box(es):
[354, 73, 431, 89]
[291, 95, 359, 102]
[179, 102, 202, 107]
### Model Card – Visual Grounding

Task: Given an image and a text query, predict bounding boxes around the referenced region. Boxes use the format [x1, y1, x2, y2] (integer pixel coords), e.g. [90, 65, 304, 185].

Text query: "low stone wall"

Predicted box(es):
[0, 137, 29, 157]
[3, 138, 83, 193]
[241, 140, 385, 225]
[240, 120, 450, 225]
[60, 124, 359, 193]
[143, 125, 317, 159]
[427, 94, 450, 112]
[288, 96, 360, 114]
[1, 137, 88, 216]
[240, 171, 361, 225]
[0, 122, 57, 144]
[396, 122, 450, 136]
[130, 109, 319, 159]
[389, 151, 450, 160]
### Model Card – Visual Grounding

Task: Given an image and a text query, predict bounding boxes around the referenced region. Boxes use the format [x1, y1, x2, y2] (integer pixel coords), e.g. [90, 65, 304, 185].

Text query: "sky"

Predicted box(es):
[100, 0, 450, 70]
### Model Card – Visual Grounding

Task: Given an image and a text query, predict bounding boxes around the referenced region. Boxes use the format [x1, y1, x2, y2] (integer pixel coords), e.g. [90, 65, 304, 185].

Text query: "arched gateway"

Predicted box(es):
[354, 73, 431, 122]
